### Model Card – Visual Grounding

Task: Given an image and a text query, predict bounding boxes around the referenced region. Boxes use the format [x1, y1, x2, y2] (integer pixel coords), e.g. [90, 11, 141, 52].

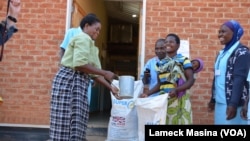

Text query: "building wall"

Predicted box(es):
[0, 0, 249, 126]
[0, 0, 67, 125]
[145, 0, 250, 124]
[0, 0, 109, 126]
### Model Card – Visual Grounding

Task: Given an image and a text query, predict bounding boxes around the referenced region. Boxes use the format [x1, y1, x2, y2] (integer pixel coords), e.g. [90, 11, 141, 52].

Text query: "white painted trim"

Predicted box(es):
[66, 0, 73, 30]
[0, 123, 49, 128]
[140, 0, 146, 73]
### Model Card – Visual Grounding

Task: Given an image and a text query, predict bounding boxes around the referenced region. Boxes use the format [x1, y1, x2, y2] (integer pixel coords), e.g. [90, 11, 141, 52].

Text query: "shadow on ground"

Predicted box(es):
[0, 126, 107, 141]
[0, 127, 49, 141]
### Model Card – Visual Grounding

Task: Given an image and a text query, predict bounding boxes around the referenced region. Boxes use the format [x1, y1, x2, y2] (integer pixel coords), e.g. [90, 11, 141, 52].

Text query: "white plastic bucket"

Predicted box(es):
[119, 75, 135, 99]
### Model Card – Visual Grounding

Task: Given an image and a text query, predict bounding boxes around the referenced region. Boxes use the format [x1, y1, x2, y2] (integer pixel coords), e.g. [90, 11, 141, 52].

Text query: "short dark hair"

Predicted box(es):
[155, 38, 165, 45]
[166, 33, 180, 44]
[79, 13, 101, 30]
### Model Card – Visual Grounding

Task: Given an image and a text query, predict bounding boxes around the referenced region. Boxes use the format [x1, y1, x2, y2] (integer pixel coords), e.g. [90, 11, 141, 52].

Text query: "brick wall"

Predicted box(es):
[0, 0, 66, 125]
[0, 0, 249, 125]
[146, 0, 250, 124]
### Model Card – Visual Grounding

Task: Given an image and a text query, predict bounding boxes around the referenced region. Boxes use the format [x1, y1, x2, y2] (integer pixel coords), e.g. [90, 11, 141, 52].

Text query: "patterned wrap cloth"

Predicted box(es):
[156, 54, 193, 124]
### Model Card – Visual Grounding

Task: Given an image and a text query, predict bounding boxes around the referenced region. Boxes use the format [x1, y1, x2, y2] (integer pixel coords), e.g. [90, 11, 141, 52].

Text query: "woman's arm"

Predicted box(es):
[75, 64, 118, 83]
[175, 68, 195, 92]
[140, 74, 160, 98]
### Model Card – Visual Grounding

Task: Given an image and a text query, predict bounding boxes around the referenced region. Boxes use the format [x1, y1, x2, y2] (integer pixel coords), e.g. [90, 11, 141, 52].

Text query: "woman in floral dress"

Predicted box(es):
[140, 33, 195, 124]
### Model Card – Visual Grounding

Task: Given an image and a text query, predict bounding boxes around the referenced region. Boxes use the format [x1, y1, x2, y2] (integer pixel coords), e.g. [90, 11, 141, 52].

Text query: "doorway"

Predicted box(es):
[104, 1, 141, 79]
[101, 1, 143, 116]
[67, 0, 146, 126]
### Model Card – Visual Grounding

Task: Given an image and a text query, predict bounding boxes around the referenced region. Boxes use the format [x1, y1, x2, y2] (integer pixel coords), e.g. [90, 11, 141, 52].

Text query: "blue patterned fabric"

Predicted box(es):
[156, 54, 192, 94]
[212, 44, 249, 106]
[247, 71, 250, 121]
[155, 54, 193, 124]
[211, 43, 249, 124]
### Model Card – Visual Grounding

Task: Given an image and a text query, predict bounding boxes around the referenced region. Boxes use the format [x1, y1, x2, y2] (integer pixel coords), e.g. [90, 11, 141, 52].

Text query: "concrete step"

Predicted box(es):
[0, 126, 49, 141]
[87, 127, 107, 136]
[0, 126, 107, 141]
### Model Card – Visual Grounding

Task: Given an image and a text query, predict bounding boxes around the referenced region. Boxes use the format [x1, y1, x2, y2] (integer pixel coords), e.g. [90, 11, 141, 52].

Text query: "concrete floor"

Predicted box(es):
[87, 112, 109, 141]
[87, 135, 107, 141]
[0, 112, 110, 141]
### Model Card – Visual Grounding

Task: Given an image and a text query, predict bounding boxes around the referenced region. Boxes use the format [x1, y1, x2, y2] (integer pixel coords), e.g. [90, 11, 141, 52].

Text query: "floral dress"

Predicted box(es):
[156, 54, 193, 124]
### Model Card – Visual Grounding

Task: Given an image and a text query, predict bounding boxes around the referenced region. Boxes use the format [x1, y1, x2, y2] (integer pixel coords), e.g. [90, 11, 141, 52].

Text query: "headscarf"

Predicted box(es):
[222, 20, 244, 52]
[192, 58, 204, 73]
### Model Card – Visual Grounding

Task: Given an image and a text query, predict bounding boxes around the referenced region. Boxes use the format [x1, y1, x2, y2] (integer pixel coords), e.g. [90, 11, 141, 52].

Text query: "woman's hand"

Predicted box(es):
[226, 106, 237, 120]
[103, 71, 118, 83]
[111, 85, 122, 100]
[168, 89, 178, 98]
[9, 0, 21, 18]
[240, 105, 248, 120]
[139, 93, 148, 98]
[207, 102, 215, 112]
[240, 96, 249, 120]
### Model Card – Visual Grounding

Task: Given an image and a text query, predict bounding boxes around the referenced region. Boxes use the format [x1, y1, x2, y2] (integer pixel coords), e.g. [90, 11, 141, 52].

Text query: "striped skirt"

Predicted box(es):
[49, 66, 90, 141]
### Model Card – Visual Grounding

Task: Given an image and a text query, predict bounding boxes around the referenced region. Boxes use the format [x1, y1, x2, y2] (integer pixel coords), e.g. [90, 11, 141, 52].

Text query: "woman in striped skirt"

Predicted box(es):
[49, 13, 119, 141]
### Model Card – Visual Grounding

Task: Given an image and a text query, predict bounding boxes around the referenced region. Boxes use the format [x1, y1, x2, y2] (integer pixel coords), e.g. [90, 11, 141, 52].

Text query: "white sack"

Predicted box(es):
[135, 93, 169, 141]
[106, 80, 144, 141]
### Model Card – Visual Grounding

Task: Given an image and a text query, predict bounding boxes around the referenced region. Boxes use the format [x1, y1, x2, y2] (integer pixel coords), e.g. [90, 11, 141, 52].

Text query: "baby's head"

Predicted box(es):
[191, 58, 204, 73]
